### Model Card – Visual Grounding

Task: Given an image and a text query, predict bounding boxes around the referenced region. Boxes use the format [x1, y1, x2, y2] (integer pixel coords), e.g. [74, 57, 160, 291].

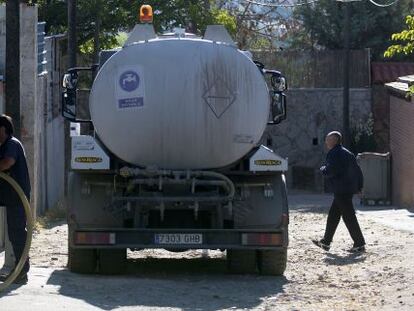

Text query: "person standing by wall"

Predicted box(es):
[312, 131, 366, 253]
[0, 114, 31, 284]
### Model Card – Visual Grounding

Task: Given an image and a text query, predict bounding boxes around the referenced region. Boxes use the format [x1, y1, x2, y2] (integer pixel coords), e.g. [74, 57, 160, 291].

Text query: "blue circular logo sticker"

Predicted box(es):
[119, 71, 140, 92]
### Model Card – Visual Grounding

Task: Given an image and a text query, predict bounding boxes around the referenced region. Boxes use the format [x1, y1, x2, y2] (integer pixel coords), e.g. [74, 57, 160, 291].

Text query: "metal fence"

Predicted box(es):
[253, 49, 371, 88]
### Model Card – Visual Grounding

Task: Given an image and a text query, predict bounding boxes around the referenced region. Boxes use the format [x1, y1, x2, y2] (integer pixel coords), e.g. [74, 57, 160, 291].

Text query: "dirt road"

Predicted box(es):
[1, 194, 414, 310]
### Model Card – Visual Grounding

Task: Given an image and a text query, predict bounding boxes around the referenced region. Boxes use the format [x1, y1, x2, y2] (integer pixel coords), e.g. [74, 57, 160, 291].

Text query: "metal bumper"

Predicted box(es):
[71, 228, 288, 250]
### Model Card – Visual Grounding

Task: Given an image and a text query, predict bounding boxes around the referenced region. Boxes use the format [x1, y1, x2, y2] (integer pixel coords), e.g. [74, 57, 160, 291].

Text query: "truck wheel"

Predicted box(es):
[227, 250, 257, 274]
[98, 249, 127, 274]
[257, 249, 287, 276]
[68, 246, 97, 274]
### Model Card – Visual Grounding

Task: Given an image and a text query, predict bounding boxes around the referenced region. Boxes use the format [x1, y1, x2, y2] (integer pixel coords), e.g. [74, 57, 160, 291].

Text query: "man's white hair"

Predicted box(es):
[326, 131, 342, 144]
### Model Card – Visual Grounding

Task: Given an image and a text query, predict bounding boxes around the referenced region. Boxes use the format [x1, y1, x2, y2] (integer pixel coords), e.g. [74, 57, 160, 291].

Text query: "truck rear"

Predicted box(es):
[62, 6, 289, 275]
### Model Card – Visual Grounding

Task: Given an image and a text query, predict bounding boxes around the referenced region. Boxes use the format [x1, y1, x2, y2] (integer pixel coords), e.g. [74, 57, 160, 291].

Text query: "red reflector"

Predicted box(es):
[74, 232, 116, 245]
[241, 233, 283, 246]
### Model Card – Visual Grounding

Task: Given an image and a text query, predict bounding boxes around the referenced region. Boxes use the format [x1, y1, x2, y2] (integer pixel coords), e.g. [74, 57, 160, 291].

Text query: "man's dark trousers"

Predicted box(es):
[1, 182, 30, 274]
[323, 193, 365, 247]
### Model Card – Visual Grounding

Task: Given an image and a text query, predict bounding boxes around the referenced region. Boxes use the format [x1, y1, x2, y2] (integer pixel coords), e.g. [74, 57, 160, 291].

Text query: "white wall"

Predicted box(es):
[0, 5, 5, 78]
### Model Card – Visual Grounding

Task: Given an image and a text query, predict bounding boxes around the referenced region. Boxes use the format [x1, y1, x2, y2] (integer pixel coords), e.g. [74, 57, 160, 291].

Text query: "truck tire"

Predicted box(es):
[98, 249, 127, 274]
[68, 246, 97, 274]
[227, 250, 257, 274]
[257, 249, 287, 276]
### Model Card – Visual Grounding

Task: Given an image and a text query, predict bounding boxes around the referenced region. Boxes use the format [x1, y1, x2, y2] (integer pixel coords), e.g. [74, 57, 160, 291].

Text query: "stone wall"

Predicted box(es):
[262, 88, 372, 190]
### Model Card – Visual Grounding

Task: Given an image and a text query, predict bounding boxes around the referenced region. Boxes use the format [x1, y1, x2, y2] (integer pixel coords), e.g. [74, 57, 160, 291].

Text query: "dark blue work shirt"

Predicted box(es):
[0, 136, 31, 198]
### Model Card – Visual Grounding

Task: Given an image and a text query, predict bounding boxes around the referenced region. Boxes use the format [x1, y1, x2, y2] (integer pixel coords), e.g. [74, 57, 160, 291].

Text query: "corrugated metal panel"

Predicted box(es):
[37, 22, 47, 74]
[253, 49, 371, 88]
[372, 62, 414, 85]
[357, 152, 391, 201]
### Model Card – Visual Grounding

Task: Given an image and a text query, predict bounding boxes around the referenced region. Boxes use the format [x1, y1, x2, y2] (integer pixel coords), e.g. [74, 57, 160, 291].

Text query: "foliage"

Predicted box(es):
[292, 0, 412, 59]
[350, 114, 377, 155]
[210, 7, 237, 37]
[384, 15, 414, 95]
[33, 1, 237, 56]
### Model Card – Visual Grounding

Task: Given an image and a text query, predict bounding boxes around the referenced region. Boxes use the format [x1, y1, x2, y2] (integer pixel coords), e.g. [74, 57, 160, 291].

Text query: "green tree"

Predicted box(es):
[384, 15, 414, 57]
[292, 0, 412, 59]
[34, 1, 236, 58]
[384, 15, 414, 94]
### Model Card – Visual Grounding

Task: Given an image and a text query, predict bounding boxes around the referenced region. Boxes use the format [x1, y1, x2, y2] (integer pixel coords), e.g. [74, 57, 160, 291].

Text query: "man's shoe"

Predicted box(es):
[348, 245, 366, 254]
[311, 239, 330, 251]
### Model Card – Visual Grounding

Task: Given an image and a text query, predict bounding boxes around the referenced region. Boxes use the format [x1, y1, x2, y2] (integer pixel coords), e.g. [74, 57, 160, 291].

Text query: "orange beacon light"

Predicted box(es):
[140, 5, 153, 23]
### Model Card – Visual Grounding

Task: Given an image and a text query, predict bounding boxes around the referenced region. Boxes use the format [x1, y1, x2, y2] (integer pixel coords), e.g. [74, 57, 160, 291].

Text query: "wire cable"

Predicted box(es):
[243, 0, 320, 8]
[368, 0, 400, 7]
[0, 172, 33, 292]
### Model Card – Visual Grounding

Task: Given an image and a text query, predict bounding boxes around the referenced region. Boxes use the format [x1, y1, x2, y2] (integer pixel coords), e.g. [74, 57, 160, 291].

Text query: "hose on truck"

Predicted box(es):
[0, 172, 33, 292]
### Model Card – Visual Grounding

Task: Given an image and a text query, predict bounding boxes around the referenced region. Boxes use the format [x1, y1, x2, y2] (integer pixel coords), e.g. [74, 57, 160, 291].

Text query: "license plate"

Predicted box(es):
[154, 233, 203, 245]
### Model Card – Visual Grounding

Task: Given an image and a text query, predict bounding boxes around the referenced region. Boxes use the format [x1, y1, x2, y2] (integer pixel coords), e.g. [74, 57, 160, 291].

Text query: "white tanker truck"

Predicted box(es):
[62, 6, 289, 275]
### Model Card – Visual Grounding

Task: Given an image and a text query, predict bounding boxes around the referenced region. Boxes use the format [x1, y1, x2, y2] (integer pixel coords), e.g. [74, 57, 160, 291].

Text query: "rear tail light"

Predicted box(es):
[282, 213, 289, 226]
[241, 233, 283, 246]
[74, 232, 116, 245]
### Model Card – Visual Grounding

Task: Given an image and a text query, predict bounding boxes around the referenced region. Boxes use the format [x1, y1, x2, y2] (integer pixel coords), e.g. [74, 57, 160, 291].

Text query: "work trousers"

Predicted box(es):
[0, 180, 30, 274]
[323, 193, 365, 247]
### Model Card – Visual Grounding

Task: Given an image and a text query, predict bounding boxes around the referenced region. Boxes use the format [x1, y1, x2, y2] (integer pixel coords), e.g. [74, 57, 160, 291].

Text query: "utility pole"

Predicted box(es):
[342, 2, 350, 147]
[68, 0, 77, 68]
[337, 0, 361, 148]
[5, 0, 21, 139]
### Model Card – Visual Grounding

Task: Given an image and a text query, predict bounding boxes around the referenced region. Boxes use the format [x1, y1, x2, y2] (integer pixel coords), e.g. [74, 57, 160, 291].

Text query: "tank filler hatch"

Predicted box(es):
[204, 25, 236, 47]
[124, 24, 157, 47]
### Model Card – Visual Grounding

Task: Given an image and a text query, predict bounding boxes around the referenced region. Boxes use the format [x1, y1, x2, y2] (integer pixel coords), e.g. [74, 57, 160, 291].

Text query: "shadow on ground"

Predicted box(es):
[323, 252, 366, 266]
[46, 257, 288, 311]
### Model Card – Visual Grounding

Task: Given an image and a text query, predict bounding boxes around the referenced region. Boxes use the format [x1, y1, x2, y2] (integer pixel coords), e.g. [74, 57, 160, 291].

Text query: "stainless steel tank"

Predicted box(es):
[89, 38, 270, 169]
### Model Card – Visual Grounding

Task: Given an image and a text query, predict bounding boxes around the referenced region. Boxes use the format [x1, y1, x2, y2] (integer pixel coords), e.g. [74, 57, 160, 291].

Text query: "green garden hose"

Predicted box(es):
[0, 172, 33, 291]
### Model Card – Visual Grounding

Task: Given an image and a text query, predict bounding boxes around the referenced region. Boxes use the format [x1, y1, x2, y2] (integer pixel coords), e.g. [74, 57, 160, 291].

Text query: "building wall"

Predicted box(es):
[372, 85, 390, 152]
[0, 5, 4, 77]
[389, 95, 414, 207]
[0, 81, 4, 113]
[20, 5, 38, 214]
[263, 88, 372, 190]
[0, 4, 65, 216]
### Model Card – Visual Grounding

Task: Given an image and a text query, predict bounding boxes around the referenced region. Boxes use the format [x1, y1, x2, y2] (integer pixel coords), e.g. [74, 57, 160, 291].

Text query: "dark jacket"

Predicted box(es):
[321, 144, 363, 195]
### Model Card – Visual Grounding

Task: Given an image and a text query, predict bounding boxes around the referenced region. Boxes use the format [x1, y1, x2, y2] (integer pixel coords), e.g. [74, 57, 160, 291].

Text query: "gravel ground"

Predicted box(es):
[1, 194, 414, 310]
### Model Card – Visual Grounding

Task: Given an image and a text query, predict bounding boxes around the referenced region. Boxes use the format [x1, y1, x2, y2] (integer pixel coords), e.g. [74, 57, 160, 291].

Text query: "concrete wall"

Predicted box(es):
[0, 81, 4, 113]
[34, 36, 66, 214]
[19, 5, 38, 215]
[0, 4, 65, 216]
[0, 5, 4, 77]
[390, 95, 414, 207]
[263, 88, 372, 190]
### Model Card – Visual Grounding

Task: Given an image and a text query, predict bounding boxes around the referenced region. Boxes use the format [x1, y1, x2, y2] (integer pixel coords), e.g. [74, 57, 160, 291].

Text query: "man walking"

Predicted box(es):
[312, 131, 366, 253]
[0, 114, 31, 284]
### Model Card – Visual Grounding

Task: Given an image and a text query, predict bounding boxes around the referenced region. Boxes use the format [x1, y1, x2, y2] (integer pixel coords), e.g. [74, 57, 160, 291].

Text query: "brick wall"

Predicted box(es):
[390, 95, 414, 207]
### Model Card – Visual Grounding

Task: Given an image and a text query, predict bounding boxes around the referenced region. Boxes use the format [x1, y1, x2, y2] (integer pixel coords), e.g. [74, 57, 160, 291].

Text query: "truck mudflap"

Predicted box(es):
[71, 228, 288, 250]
